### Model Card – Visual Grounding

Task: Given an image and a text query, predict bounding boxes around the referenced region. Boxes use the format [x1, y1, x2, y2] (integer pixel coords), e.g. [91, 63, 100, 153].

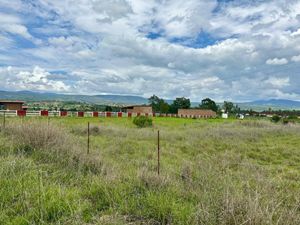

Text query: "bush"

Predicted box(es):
[271, 115, 281, 123]
[282, 118, 289, 125]
[133, 116, 152, 128]
[282, 117, 296, 125]
[288, 115, 298, 120]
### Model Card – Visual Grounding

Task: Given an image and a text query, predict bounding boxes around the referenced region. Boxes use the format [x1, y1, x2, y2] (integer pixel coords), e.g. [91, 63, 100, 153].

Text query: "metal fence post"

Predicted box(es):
[157, 130, 160, 176]
[87, 122, 90, 154]
[3, 111, 5, 130]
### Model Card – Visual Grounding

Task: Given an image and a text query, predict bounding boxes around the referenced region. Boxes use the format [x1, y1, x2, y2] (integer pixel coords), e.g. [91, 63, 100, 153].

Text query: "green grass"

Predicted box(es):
[0, 116, 299, 224]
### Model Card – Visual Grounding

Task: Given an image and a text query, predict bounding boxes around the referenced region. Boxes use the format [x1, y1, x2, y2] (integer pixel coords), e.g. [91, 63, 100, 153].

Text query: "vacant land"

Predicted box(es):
[0, 117, 299, 224]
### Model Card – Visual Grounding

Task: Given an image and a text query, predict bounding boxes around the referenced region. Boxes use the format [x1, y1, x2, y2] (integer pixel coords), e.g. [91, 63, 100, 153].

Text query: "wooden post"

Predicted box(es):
[87, 122, 90, 154]
[157, 130, 160, 176]
[47, 117, 50, 127]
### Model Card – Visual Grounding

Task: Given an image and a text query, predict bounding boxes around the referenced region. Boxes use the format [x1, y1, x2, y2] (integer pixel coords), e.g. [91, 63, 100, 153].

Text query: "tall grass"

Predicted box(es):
[3, 119, 106, 174]
[0, 118, 299, 224]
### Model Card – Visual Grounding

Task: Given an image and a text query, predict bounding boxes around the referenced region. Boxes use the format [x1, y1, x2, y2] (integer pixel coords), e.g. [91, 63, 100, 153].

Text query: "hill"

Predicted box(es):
[0, 90, 148, 105]
[238, 99, 300, 111]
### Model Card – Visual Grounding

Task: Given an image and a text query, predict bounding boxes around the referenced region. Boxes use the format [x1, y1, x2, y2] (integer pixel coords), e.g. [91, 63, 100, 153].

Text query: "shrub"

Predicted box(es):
[282, 117, 296, 125]
[271, 115, 281, 123]
[288, 115, 298, 120]
[133, 116, 152, 128]
[282, 118, 289, 125]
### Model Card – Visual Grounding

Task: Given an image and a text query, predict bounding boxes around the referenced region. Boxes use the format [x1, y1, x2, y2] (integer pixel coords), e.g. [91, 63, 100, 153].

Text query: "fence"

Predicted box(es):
[0, 110, 215, 119]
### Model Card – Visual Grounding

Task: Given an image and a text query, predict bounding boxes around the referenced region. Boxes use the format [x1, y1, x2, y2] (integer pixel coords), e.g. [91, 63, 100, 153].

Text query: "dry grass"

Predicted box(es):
[3, 119, 107, 175]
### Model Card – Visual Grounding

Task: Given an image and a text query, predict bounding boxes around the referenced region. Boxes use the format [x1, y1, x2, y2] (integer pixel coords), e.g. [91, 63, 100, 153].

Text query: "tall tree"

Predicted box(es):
[159, 101, 170, 113]
[223, 101, 234, 113]
[148, 95, 169, 113]
[148, 95, 161, 112]
[199, 98, 218, 112]
[170, 97, 191, 113]
[232, 104, 241, 114]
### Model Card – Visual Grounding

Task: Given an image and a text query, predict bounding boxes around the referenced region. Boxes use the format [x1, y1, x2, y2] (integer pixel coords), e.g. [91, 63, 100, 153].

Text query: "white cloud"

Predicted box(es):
[0, 0, 300, 101]
[76, 49, 96, 58]
[291, 29, 300, 37]
[265, 77, 290, 88]
[0, 12, 32, 39]
[266, 58, 288, 65]
[1, 66, 71, 92]
[291, 55, 300, 62]
[48, 36, 75, 47]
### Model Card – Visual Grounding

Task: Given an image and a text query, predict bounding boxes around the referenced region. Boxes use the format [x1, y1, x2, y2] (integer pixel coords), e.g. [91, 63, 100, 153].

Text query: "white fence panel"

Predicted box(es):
[0, 110, 17, 117]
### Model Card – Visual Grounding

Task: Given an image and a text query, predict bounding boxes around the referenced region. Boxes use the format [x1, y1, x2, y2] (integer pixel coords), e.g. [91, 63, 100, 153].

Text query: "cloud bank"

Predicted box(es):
[0, 0, 300, 101]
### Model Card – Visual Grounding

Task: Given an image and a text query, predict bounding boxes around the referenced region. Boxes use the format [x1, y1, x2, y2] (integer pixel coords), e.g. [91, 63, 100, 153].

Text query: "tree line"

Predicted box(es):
[148, 95, 241, 115]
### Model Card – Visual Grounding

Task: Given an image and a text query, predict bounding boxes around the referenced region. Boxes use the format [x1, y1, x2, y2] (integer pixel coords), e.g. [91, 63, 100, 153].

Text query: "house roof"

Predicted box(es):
[0, 100, 25, 104]
[121, 105, 151, 109]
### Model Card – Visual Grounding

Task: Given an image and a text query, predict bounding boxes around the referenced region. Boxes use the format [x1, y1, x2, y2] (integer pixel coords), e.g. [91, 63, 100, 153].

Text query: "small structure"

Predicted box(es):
[122, 105, 153, 114]
[221, 109, 228, 119]
[0, 100, 25, 110]
[222, 113, 228, 119]
[236, 114, 244, 119]
[178, 109, 217, 118]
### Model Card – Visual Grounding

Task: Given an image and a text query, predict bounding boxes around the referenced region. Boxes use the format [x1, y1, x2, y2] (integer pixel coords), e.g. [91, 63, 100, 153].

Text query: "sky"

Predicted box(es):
[0, 0, 300, 102]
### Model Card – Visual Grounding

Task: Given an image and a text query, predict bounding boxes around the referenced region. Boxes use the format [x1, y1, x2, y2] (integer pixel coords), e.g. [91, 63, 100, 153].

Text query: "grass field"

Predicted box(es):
[0, 116, 299, 224]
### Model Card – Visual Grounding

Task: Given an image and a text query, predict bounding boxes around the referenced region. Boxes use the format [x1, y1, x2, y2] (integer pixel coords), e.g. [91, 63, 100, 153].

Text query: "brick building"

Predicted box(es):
[0, 100, 25, 110]
[178, 109, 217, 118]
[122, 105, 153, 114]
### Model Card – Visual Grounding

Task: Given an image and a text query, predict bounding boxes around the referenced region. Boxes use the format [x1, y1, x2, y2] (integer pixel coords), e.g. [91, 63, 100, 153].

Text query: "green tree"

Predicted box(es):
[159, 101, 170, 113]
[232, 104, 241, 114]
[223, 101, 234, 113]
[148, 95, 169, 113]
[105, 105, 113, 111]
[199, 98, 218, 112]
[148, 95, 160, 112]
[170, 97, 191, 113]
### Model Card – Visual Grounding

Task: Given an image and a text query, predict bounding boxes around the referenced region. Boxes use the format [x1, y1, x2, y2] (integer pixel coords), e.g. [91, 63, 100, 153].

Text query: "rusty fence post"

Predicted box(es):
[3, 111, 5, 131]
[38, 170, 43, 222]
[87, 122, 90, 154]
[157, 130, 160, 176]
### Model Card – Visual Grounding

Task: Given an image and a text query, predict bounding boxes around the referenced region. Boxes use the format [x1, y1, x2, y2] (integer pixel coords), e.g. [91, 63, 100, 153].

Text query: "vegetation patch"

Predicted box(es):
[133, 116, 153, 128]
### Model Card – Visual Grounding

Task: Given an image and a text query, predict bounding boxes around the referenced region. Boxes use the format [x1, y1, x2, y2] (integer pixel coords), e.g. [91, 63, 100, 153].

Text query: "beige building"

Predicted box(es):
[178, 109, 217, 118]
[122, 105, 153, 114]
[0, 100, 25, 110]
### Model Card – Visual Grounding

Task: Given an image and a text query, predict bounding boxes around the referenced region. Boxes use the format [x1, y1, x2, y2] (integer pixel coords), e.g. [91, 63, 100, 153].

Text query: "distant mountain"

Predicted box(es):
[1, 90, 300, 110]
[238, 99, 300, 111]
[0, 90, 202, 106]
[0, 90, 148, 105]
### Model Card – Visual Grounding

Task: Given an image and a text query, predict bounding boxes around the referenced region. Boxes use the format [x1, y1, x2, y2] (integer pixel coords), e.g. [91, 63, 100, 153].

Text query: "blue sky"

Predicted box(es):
[0, 0, 300, 102]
